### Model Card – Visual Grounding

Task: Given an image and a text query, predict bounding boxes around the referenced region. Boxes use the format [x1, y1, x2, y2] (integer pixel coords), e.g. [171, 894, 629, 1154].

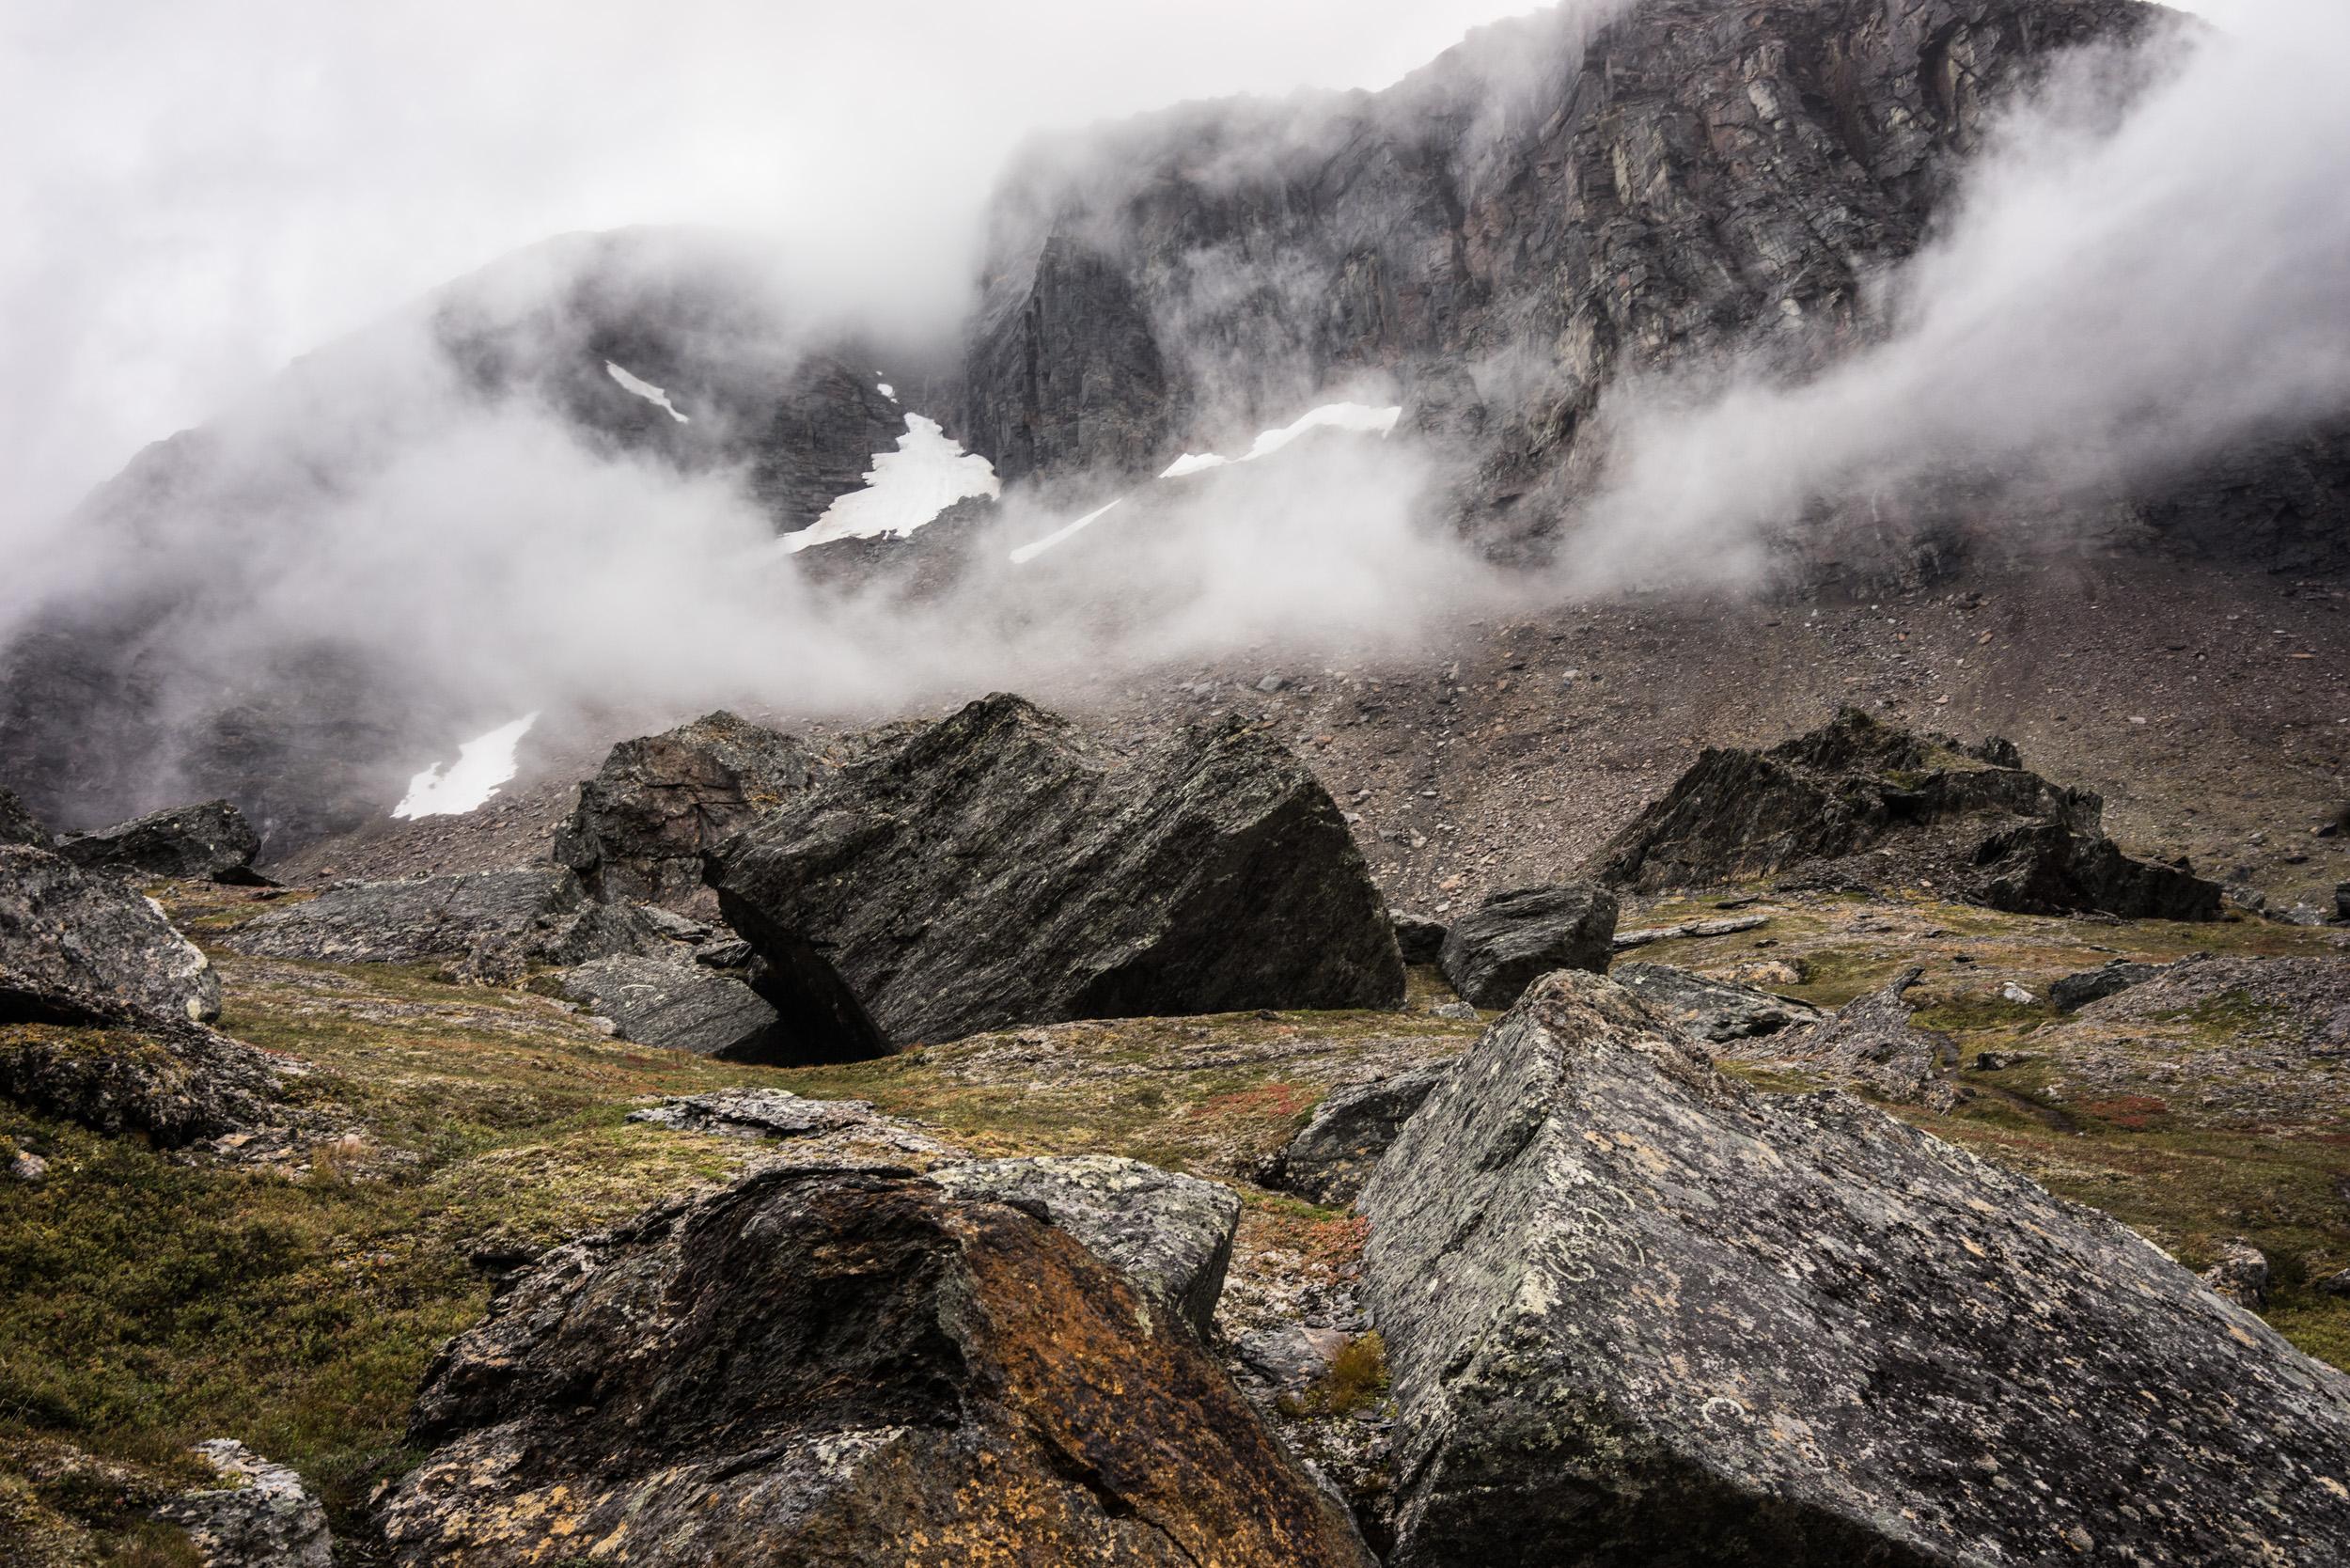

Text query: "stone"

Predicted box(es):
[223, 867, 653, 977]
[1608, 962, 1823, 1043]
[2202, 1239, 2271, 1311]
[626, 1088, 955, 1157]
[1436, 883, 1617, 1010]
[8, 1148, 47, 1183]
[57, 800, 266, 885]
[1590, 709, 2222, 920]
[2049, 958, 2170, 1012]
[1359, 969, 2350, 1568]
[0, 1006, 288, 1147]
[1237, 1324, 1352, 1395]
[2318, 1267, 2350, 1300]
[1261, 1063, 1451, 1209]
[709, 695, 1402, 1055]
[2, 842, 220, 1025]
[154, 1439, 332, 1568]
[552, 710, 817, 916]
[1390, 908, 1448, 964]
[1998, 980, 2035, 1004]
[381, 1168, 1373, 1567]
[1611, 914, 1770, 949]
[1428, 999, 1476, 1021]
[2337, 880, 2350, 921]
[0, 785, 49, 848]
[930, 1154, 1242, 1337]
[556, 952, 787, 1061]
[1771, 964, 1956, 1109]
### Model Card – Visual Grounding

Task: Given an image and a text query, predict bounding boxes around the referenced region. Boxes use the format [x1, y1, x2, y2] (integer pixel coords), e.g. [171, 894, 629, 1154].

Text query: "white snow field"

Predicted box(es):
[1007, 499, 1123, 565]
[604, 361, 690, 422]
[392, 713, 540, 819]
[782, 414, 1002, 554]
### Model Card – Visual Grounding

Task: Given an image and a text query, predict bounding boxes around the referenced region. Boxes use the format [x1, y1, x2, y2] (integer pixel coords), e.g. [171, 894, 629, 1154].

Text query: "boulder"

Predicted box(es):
[380, 1167, 1373, 1567]
[1590, 708, 2222, 920]
[556, 952, 787, 1061]
[2201, 1239, 2271, 1311]
[0, 785, 49, 847]
[1, 1005, 288, 1147]
[1436, 883, 1617, 1010]
[1609, 962, 1824, 1043]
[930, 1154, 1242, 1337]
[708, 695, 1403, 1056]
[626, 1088, 956, 1158]
[1390, 909, 1448, 964]
[154, 1440, 332, 1568]
[2048, 957, 2170, 1012]
[223, 868, 653, 978]
[2, 843, 220, 1025]
[553, 710, 816, 916]
[1768, 964, 1955, 1109]
[57, 800, 265, 885]
[1261, 1062, 1451, 1208]
[1360, 969, 2350, 1568]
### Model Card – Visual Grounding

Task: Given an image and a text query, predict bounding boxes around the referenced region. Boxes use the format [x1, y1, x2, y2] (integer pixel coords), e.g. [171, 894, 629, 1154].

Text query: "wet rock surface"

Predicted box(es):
[1609, 961, 1824, 1043]
[556, 952, 786, 1061]
[1261, 1062, 1452, 1208]
[153, 1439, 332, 1568]
[223, 867, 654, 977]
[1437, 883, 1618, 1010]
[1591, 708, 2222, 919]
[57, 799, 264, 885]
[2, 842, 221, 1025]
[552, 709, 816, 916]
[1359, 968, 2350, 1568]
[380, 1166, 1373, 1567]
[930, 1154, 1242, 1337]
[710, 694, 1403, 1053]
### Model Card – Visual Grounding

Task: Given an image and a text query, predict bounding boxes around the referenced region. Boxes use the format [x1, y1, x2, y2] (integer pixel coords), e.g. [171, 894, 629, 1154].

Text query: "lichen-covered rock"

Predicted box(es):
[626, 1087, 957, 1159]
[931, 1154, 1242, 1336]
[0, 1011, 289, 1146]
[1390, 910, 1448, 964]
[709, 694, 1403, 1055]
[553, 710, 816, 916]
[0, 785, 49, 848]
[2202, 1240, 2271, 1311]
[1261, 1062, 1451, 1209]
[380, 1167, 1373, 1567]
[1590, 709, 2221, 919]
[2, 842, 220, 1024]
[1436, 883, 1617, 1010]
[57, 800, 265, 885]
[154, 1439, 332, 1568]
[556, 952, 786, 1061]
[1609, 962, 1824, 1043]
[1359, 969, 2350, 1568]
[2048, 957, 2173, 1012]
[1764, 964, 1956, 1109]
[223, 867, 653, 976]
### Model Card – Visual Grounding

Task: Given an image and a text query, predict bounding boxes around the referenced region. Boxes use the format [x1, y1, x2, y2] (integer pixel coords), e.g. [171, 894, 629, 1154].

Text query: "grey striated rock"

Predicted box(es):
[2049, 957, 2172, 1012]
[57, 799, 266, 885]
[223, 867, 654, 978]
[154, 1440, 332, 1568]
[1611, 914, 1771, 949]
[1437, 883, 1618, 1010]
[2, 842, 220, 1025]
[709, 694, 1402, 1056]
[1261, 1062, 1452, 1209]
[1591, 708, 2221, 919]
[1360, 969, 2350, 1568]
[552, 710, 817, 916]
[0, 785, 48, 848]
[626, 1088, 955, 1156]
[930, 1154, 1242, 1337]
[381, 1167, 1373, 1567]
[1770, 964, 1956, 1109]
[1390, 909, 1449, 964]
[556, 952, 786, 1061]
[1610, 962, 1824, 1043]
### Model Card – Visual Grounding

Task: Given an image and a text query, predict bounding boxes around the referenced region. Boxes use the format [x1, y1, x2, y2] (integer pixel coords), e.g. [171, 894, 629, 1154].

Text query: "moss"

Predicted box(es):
[1280, 1333, 1388, 1418]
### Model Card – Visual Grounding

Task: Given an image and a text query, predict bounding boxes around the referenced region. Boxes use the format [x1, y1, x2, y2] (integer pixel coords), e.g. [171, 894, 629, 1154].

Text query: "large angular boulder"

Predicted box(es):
[57, 800, 265, 885]
[380, 1167, 1373, 1567]
[708, 695, 1403, 1055]
[1359, 970, 2350, 1568]
[1609, 962, 1824, 1043]
[556, 952, 787, 1061]
[223, 868, 651, 977]
[2, 843, 220, 1024]
[553, 710, 816, 916]
[1437, 883, 1617, 1010]
[2, 1005, 288, 1146]
[0, 785, 49, 848]
[1590, 708, 2221, 919]
[1261, 1062, 1451, 1208]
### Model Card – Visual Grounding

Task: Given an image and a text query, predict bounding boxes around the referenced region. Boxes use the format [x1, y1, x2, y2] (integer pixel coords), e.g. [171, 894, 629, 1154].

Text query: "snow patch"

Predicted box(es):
[1009, 499, 1122, 565]
[605, 361, 689, 423]
[877, 381, 898, 400]
[393, 713, 540, 820]
[1158, 451, 1230, 478]
[783, 415, 1000, 554]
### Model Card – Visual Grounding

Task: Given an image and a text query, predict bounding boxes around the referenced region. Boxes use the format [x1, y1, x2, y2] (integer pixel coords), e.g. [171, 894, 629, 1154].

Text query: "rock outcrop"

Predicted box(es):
[2048, 956, 2172, 1012]
[1261, 1062, 1451, 1208]
[1609, 962, 1824, 1043]
[154, 1440, 333, 1568]
[556, 952, 788, 1061]
[380, 1166, 1373, 1566]
[553, 710, 816, 916]
[223, 868, 653, 979]
[1436, 883, 1617, 1010]
[1590, 709, 2223, 919]
[2, 843, 220, 1025]
[0, 786, 48, 848]
[57, 800, 265, 885]
[1359, 969, 2350, 1567]
[709, 695, 1403, 1054]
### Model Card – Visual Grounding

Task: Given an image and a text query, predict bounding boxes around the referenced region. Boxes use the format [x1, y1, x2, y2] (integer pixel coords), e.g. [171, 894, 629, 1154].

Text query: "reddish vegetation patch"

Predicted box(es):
[2080, 1095, 2172, 1131]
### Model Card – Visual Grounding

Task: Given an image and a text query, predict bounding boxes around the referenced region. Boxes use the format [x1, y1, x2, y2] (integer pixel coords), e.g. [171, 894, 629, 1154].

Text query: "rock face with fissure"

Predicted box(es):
[381, 1167, 1373, 1567]
[1359, 969, 2350, 1568]
[1590, 708, 2222, 918]
[223, 868, 654, 978]
[1437, 883, 1618, 1010]
[709, 694, 1403, 1055]
[58, 800, 266, 885]
[553, 710, 817, 916]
